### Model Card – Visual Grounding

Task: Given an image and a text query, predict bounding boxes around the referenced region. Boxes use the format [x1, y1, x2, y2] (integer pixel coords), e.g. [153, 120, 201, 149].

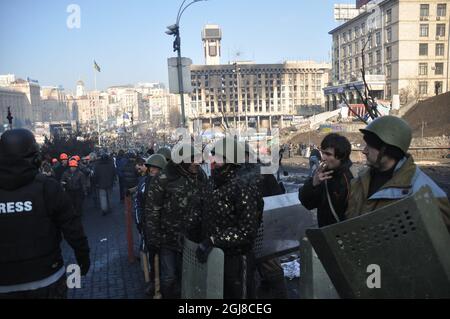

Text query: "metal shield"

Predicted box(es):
[181, 238, 225, 299]
[306, 186, 450, 298]
[253, 193, 317, 261]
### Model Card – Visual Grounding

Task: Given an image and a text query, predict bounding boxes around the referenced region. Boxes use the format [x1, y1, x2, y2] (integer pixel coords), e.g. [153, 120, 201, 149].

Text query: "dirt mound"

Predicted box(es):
[403, 92, 450, 138]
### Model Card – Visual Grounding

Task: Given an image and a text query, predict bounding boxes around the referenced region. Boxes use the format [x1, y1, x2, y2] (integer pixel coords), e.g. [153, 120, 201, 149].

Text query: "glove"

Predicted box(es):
[196, 237, 214, 264]
[76, 252, 91, 276]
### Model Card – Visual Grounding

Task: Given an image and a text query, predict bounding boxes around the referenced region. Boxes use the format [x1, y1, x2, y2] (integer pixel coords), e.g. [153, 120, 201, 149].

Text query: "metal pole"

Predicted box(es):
[177, 36, 186, 128]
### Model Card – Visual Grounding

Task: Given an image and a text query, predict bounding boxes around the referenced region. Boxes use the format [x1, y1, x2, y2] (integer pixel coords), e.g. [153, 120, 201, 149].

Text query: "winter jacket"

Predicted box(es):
[93, 157, 116, 189]
[144, 161, 207, 252]
[122, 159, 139, 190]
[346, 155, 450, 232]
[61, 169, 87, 193]
[187, 165, 264, 256]
[0, 155, 89, 286]
[299, 160, 353, 227]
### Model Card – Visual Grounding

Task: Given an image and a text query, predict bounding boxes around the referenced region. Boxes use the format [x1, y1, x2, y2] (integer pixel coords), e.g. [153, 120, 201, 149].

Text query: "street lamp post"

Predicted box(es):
[166, 0, 207, 128]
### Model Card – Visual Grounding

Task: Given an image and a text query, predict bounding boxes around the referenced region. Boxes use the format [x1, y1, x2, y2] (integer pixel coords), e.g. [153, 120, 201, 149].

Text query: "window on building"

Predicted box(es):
[420, 4, 429, 17]
[368, 53, 373, 65]
[419, 43, 428, 56]
[386, 46, 392, 60]
[437, 4, 447, 17]
[355, 57, 360, 70]
[361, 22, 366, 34]
[386, 9, 392, 24]
[386, 27, 392, 42]
[436, 24, 446, 37]
[419, 63, 428, 75]
[436, 43, 445, 56]
[419, 81, 428, 94]
[376, 32, 381, 46]
[376, 50, 381, 63]
[386, 65, 392, 77]
[435, 81, 443, 94]
[420, 24, 429, 37]
[435, 63, 444, 75]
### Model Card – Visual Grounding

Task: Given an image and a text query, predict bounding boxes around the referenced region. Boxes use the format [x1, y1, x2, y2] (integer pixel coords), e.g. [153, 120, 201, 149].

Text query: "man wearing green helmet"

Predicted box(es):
[144, 143, 207, 299]
[346, 116, 450, 232]
[134, 154, 167, 297]
[186, 137, 264, 299]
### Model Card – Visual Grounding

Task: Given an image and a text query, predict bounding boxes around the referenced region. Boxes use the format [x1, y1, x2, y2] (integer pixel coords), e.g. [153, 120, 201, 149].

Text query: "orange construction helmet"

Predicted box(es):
[60, 153, 69, 160]
[51, 158, 58, 164]
[68, 160, 78, 167]
[71, 155, 81, 162]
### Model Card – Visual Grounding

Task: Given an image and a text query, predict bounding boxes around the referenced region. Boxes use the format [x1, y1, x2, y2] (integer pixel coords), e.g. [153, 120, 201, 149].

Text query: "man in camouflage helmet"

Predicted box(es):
[144, 143, 207, 299]
[186, 137, 264, 299]
[135, 154, 167, 297]
[346, 116, 450, 232]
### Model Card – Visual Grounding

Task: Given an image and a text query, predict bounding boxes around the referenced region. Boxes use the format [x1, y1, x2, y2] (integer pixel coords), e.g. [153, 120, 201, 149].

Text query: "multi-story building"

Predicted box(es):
[40, 86, 70, 122]
[0, 74, 16, 87]
[189, 25, 331, 130]
[0, 87, 31, 129]
[325, 0, 450, 110]
[9, 78, 41, 122]
[69, 91, 108, 125]
[190, 61, 331, 130]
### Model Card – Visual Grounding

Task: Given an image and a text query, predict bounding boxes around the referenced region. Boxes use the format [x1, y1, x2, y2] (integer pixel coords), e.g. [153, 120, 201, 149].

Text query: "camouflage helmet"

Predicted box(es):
[145, 154, 167, 169]
[172, 143, 202, 164]
[360, 116, 412, 154]
[213, 137, 246, 164]
[156, 147, 172, 161]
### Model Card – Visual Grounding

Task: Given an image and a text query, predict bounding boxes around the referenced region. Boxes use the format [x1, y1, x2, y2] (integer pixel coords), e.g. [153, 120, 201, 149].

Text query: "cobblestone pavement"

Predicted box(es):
[62, 186, 148, 299]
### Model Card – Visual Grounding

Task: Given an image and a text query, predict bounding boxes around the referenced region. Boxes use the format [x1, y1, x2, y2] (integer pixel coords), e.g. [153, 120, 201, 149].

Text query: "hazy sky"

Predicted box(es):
[0, 0, 352, 92]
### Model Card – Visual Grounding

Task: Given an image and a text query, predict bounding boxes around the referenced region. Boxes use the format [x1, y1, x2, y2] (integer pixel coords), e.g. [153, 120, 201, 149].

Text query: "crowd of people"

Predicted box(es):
[0, 116, 449, 299]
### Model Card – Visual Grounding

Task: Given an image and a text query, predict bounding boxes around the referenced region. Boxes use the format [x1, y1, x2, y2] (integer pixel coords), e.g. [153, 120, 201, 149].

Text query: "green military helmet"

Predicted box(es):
[157, 147, 172, 161]
[172, 143, 202, 164]
[360, 116, 412, 154]
[145, 154, 167, 169]
[213, 137, 246, 164]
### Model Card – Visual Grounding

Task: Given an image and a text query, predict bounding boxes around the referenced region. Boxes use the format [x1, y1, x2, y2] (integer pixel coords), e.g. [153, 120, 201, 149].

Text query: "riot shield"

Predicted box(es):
[181, 238, 224, 299]
[253, 193, 316, 261]
[299, 237, 339, 299]
[306, 186, 450, 298]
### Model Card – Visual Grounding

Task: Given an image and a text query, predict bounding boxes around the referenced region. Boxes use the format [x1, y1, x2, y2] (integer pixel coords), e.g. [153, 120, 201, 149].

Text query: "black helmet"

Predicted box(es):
[0, 129, 39, 159]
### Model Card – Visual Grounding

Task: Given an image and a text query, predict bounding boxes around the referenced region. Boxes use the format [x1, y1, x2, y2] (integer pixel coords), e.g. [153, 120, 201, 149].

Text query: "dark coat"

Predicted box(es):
[93, 157, 116, 189]
[299, 160, 353, 227]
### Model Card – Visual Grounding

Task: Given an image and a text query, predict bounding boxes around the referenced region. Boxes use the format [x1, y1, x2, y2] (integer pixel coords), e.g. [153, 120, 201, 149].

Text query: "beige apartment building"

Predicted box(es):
[0, 87, 31, 128]
[325, 0, 450, 110]
[9, 78, 41, 122]
[67, 91, 108, 125]
[40, 86, 70, 122]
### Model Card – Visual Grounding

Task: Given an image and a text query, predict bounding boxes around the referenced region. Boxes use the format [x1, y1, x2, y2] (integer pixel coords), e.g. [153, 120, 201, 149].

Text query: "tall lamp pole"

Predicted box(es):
[166, 0, 207, 128]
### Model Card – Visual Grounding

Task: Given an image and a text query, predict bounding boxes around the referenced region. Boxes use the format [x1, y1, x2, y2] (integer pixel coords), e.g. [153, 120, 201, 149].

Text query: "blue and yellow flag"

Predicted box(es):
[94, 60, 101, 72]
